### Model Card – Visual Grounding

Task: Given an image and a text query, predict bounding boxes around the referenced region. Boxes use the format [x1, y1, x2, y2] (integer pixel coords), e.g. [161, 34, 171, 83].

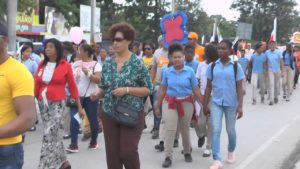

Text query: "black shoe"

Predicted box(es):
[198, 136, 205, 148]
[155, 141, 164, 152]
[29, 126, 36, 131]
[162, 157, 172, 168]
[252, 99, 256, 105]
[63, 134, 71, 139]
[173, 139, 179, 148]
[269, 101, 274, 106]
[283, 95, 286, 99]
[184, 153, 193, 162]
[274, 98, 278, 104]
[261, 97, 264, 103]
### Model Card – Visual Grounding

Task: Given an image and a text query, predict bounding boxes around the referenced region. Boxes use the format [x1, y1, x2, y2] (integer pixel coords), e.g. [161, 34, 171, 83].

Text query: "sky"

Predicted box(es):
[202, 0, 300, 21]
[113, 0, 300, 21]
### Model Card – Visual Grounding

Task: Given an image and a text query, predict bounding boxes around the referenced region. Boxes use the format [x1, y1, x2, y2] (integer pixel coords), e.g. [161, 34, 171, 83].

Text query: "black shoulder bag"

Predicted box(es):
[108, 58, 142, 128]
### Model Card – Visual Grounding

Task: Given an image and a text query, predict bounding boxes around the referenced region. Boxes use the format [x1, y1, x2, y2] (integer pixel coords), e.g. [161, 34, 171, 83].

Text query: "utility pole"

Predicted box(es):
[90, 0, 96, 46]
[172, 0, 176, 13]
[7, 0, 17, 53]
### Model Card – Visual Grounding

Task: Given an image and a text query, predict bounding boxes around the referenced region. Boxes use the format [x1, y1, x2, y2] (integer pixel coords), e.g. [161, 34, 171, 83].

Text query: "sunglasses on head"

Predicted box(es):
[112, 37, 125, 42]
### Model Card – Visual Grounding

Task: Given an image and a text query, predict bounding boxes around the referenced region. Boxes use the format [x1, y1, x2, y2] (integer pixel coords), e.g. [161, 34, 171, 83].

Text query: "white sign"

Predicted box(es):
[80, 4, 101, 32]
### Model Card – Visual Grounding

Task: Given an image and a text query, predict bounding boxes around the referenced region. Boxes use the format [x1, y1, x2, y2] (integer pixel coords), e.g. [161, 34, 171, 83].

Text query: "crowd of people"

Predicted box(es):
[0, 18, 300, 169]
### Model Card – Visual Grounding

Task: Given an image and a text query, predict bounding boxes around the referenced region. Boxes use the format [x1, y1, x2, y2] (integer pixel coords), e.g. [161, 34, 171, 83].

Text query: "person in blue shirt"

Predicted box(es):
[184, 44, 199, 73]
[281, 43, 295, 101]
[155, 43, 203, 168]
[265, 41, 283, 105]
[21, 45, 38, 76]
[248, 44, 267, 104]
[203, 40, 244, 169]
[20, 45, 38, 132]
[23, 42, 41, 65]
[238, 49, 249, 94]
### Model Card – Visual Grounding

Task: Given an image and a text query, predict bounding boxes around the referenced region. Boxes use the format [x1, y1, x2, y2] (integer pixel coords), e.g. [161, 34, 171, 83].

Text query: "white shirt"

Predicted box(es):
[245, 49, 254, 61]
[196, 61, 209, 95]
[42, 62, 56, 84]
[72, 60, 102, 97]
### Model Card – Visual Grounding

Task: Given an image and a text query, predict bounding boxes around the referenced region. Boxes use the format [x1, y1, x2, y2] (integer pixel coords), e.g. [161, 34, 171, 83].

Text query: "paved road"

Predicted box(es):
[23, 84, 300, 169]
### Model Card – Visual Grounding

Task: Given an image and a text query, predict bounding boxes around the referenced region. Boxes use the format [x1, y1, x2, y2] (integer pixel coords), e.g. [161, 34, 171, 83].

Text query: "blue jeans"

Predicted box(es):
[70, 106, 79, 145]
[210, 102, 237, 161]
[0, 143, 23, 169]
[153, 86, 161, 130]
[82, 97, 99, 144]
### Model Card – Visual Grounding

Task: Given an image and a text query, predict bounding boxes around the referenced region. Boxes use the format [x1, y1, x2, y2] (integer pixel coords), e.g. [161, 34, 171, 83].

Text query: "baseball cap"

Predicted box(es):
[0, 20, 8, 37]
[188, 32, 199, 40]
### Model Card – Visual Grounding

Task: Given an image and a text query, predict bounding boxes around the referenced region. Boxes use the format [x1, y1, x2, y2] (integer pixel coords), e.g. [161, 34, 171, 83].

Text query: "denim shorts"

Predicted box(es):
[0, 143, 23, 169]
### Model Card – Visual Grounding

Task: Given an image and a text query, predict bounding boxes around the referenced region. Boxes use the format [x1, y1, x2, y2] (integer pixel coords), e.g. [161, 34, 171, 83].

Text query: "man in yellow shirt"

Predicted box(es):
[188, 32, 205, 62]
[0, 21, 35, 169]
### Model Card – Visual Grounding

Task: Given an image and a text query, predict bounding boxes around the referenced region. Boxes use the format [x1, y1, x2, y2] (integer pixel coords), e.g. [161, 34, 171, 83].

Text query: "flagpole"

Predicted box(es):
[274, 17, 277, 42]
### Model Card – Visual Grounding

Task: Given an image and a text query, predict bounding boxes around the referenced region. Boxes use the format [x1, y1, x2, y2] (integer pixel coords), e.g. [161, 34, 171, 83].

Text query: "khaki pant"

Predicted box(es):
[268, 71, 281, 102]
[159, 100, 180, 141]
[193, 105, 211, 149]
[164, 101, 194, 158]
[283, 66, 294, 98]
[251, 73, 265, 101]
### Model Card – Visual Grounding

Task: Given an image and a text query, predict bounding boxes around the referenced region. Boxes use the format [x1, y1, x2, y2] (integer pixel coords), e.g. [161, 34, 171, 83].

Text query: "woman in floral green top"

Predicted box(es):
[91, 22, 152, 169]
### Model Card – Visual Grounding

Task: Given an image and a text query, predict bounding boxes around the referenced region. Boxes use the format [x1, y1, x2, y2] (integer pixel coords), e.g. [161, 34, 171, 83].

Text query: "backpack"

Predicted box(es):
[211, 61, 238, 82]
[282, 50, 295, 70]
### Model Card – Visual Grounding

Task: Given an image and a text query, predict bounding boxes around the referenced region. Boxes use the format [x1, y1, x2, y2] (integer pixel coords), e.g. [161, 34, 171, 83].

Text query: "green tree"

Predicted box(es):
[0, 0, 37, 21]
[231, 0, 298, 42]
[210, 15, 237, 38]
[121, 0, 169, 42]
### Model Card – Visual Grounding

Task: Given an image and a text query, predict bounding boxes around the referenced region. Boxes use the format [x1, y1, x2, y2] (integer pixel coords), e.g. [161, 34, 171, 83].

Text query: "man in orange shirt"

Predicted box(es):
[0, 21, 35, 168]
[188, 32, 205, 62]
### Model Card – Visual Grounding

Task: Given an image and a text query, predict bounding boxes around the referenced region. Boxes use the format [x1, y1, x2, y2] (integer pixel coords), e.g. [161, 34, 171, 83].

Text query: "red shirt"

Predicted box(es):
[34, 59, 79, 101]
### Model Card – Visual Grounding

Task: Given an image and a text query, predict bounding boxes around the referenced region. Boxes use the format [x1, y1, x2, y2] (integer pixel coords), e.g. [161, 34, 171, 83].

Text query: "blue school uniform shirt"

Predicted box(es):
[206, 58, 245, 107]
[161, 65, 198, 97]
[22, 59, 38, 76]
[282, 51, 295, 69]
[185, 59, 199, 73]
[266, 49, 281, 73]
[251, 53, 267, 74]
[238, 57, 249, 74]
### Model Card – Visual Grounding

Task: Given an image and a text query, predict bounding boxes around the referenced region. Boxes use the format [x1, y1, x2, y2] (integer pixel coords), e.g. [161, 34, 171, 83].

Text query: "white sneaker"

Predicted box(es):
[203, 149, 211, 157]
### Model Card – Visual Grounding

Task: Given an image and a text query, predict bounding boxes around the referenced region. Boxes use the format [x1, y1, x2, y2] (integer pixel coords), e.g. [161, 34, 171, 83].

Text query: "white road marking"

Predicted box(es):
[235, 124, 291, 169]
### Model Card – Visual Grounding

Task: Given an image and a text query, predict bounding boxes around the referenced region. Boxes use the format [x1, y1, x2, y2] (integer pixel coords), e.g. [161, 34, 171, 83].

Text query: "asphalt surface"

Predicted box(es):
[23, 83, 300, 169]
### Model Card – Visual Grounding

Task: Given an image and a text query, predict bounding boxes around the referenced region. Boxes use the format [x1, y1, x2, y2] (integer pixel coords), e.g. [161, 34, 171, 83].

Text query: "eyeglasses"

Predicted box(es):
[144, 47, 152, 51]
[112, 37, 125, 42]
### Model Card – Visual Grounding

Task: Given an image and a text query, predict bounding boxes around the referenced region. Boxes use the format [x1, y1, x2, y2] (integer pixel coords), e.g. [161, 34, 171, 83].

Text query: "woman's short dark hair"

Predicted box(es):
[168, 43, 184, 56]
[220, 40, 233, 49]
[184, 44, 195, 51]
[21, 45, 32, 60]
[108, 22, 135, 42]
[43, 38, 64, 67]
[62, 41, 74, 53]
[205, 44, 219, 64]
[143, 42, 155, 53]
[80, 44, 94, 58]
